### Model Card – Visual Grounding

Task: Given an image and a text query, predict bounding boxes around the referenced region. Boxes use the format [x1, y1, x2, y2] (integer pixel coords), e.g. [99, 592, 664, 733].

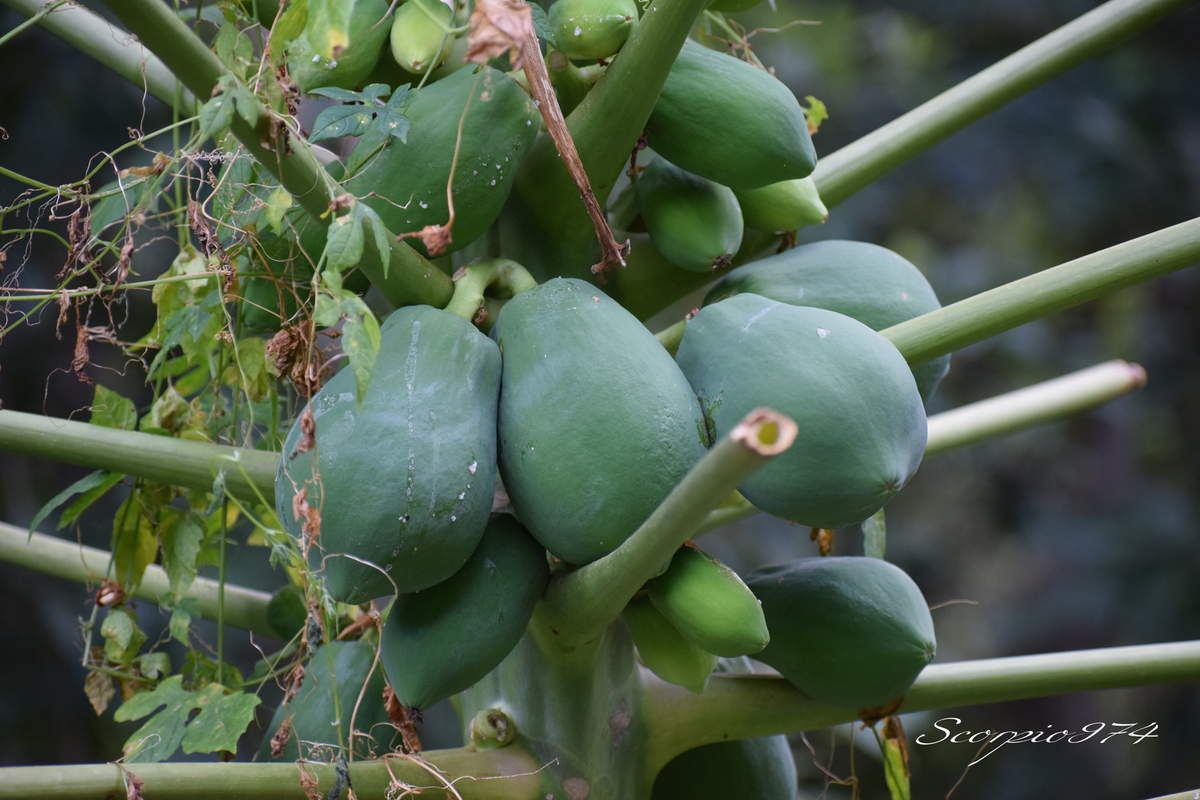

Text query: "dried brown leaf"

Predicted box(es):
[466, 0, 534, 68]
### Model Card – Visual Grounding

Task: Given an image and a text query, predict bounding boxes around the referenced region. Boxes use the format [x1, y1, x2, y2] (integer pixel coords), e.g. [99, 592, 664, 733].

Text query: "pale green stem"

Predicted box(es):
[643, 639, 1200, 772]
[443, 259, 538, 322]
[537, 409, 798, 650]
[0, 0, 189, 107]
[811, 0, 1194, 206]
[882, 218, 1200, 364]
[0, 746, 544, 800]
[0, 522, 274, 636]
[655, 318, 686, 354]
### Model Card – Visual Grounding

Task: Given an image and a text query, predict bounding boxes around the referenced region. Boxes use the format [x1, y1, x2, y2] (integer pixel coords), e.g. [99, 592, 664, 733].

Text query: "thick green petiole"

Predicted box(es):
[444, 259, 539, 323]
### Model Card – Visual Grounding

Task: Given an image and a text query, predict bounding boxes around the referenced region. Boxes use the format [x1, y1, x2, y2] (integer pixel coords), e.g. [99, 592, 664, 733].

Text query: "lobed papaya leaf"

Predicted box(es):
[180, 685, 261, 755]
[115, 675, 196, 763]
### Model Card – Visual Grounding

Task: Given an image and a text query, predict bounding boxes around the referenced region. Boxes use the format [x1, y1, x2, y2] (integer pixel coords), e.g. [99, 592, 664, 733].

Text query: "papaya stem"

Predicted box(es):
[812, 0, 1193, 207]
[445, 258, 538, 324]
[536, 408, 797, 650]
[98, 0, 454, 308]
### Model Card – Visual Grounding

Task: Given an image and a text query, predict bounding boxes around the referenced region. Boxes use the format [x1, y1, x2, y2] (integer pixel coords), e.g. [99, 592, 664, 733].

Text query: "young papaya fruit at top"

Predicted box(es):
[705, 240, 949, 399]
[493, 278, 708, 564]
[652, 735, 796, 800]
[548, 0, 638, 61]
[646, 41, 817, 189]
[734, 176, 828, 233]
[706, 0, 763, 13]
[381, 514, 548, 709]
[745, 556, 936, 709]
[676, 295, 926, 528]
[623, 596, 717, 694]
[647, 546, 768, 657]
[287, 0, 392, 92]
[389, 0, 453, 75]
[276, 306, 500, 602]
[342, 65, 539, 255]
[635, 154, 744, 273]
[258, 640, 393, 761]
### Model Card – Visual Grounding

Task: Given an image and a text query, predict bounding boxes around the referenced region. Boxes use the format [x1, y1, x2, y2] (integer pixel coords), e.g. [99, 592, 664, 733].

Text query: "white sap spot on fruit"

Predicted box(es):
[816, 327, 829, 338]
[489, 179, 496, 186]
[525, 119, 532, 126]
[311, 55, 321, 63]
[468, 460, 478, 474]
[399, 514, 410, 524]
[457, 491, 466, 500]
[573, 26, 583, 36]
[900, 291, 910, 301]
[419, 200, 429, 209]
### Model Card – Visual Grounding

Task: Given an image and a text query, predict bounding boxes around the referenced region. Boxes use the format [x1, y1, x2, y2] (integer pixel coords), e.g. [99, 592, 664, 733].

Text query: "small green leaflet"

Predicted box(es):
[529, 3, 552, 43]
[115, 676, 260, 762]
[59, 472, 123, 529]
[310, 83, 410, 146]
[214, 22, 255, 78]
[92, 384, 138, 430]
[198, 76, 259, 140]
[101, 607, 146, 664]
[89, 176, 155, 238]
[112, 493, 159, 590]
[323, 209, 365, 273]
[802, 95, 829, 134]
[862, 509, 886, 560]
[314, 268, 381, 405]
[161, 512, 204, 602]
[262, 187, 293, 235]
[27, 471, 114, 536]
[270, 0, 308, 60]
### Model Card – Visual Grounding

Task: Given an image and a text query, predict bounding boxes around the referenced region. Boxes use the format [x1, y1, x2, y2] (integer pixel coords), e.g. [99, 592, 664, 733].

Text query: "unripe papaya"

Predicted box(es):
[647, 41, 817, 189]
[705, 240, 949, 399]
[706, 0, 763, 12]
[676, 295, 926, 528]
[647, 546, 768, 657]
[548, 0, 637, 61]
[380, 514, 548, 709]
[258, 640, 392, 761]
[276, 306, 499, 602]
[287, 0, 392, 92]
[652, 736, 796, 800]
[265, 584, 307, 639]
[734, 176, 827, 233]
[635, 154, 744, 273]
[342, 66, 539, 255]
[623, 596, 716, 694]
[389, 0, 452, 75]
[745, 556, 936, 709]
[493, 278, 708, 564]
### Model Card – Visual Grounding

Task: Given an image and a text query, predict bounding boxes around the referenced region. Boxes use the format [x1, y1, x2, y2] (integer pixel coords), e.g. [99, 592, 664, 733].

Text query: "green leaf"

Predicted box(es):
[862, 509, 886, 560]
[323, 207, 365, 273]
[262, 187, 293, 235]
[360, 204, 393, 274]
[313, 291, 343, 328]
[374, 105, 411, 143]
[310, 105, 375, 142]
[529, 3, 552, 42]
[341, 299, 381, 404]
[60, 471, 123, 529]
[101, 607, 146, 664]
[28, 471, 112, 535]
[181, 685, 261, 754]
[198, 92, 236, 141]
[169, 601, 195, 645]
[215, 22, 255, 76]
[161, 513, 204, 601]
[138, 652, 171, 680]
[112, 493, 159, 590]
[89, 176, 153, 237]
[115, 675, 197, 763]
[309, 86, 365, 103]
[231, 84, 261, 128]
[270, 0, 308, 59]
[802, 95, 828, 134]
[92, 384, 138, 430]
[222, 337, 272, 402]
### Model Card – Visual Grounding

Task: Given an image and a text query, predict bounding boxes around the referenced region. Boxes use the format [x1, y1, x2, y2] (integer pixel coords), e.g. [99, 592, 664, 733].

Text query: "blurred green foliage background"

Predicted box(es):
[1, 1, 1198, 796]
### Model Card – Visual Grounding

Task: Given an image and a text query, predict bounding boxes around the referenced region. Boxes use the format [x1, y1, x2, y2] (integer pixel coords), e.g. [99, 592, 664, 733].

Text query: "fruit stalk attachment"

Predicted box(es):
[445, 259, 539, 323]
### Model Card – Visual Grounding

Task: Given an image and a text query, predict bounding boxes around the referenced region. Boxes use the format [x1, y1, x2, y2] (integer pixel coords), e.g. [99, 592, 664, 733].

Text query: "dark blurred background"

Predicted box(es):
[1, 0, 1198, 797]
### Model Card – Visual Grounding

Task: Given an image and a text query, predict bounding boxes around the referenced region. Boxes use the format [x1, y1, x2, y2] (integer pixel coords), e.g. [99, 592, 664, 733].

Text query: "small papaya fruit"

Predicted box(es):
[652, 735, 796, 800]
[380, 515, 548, 709]
[676, 295, 926, 528]
[258, 640, 393, 761]
[635, 154, 744, 273]
[342, 65, 539, 255]
[647, 546, 768, 657]
[276, 306, 499, 602]
[265, 584, 308, 639]
[745, 556, 936, 709]
[647, 41, 817, 189]
[389, 0, 453, 75]
[493, 278, 708, 564]
[734, 176, 827, 233]
[287, 0, 392, 92]
[623, 596, 717, 694]
[548, 0, 638, 61]
[705, 240, 949, 399]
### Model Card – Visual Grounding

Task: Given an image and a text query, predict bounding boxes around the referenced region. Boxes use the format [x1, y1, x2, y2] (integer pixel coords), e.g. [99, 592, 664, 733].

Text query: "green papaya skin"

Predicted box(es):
[276, 306, 500, 602]
[635, 155, 744, 273]
[647, 546, 768, 657]
[652, 735, 796, 800]
[734, 176, 828, 233]
[676, 295, 927, 528]
[745, 556, 936, 709]
[342, 65, 539, 256]
[706, 0, 762, 12]
[287, 0, 392, 92]
[265, 585, 307, 639]
[389, 0, 452, 75]
[493, 278, 708, 564]
[647, 41, 817, 189]
[705, 240, 950, 399]
[258, 640, 392, 761]
[380, 514, 549, 709]
[623, 596, 716, 694]
[548, 0, 638, 61]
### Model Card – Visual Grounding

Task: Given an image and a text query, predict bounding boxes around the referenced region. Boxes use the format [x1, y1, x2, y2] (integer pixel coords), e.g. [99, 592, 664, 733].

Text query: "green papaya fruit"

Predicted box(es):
[652, 736, 796, 800]
[276, 306, 500, 602]
[389, 0, 453, 75]
[380, 514, 548, 709]
[623, 596, 716, 694]
[705, 240, 949, 399]
[745, 556, 936, 709]
[547, 49, 599, 115]
[647, 41, 817, 189]
[342, 65, 539, 256]
[265, 584, 308, 639]
[676, 295, 926, 528]
[287, 0, 392, 92]
[635, 154, 744, 273]
[258, 640, 393, 761]
[493, 278, 708, 564]
[548, 0, 638, 61]
[734, 176, 827, 233]
[647, 546, 768, 657]
[706, 0, 763, 12]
